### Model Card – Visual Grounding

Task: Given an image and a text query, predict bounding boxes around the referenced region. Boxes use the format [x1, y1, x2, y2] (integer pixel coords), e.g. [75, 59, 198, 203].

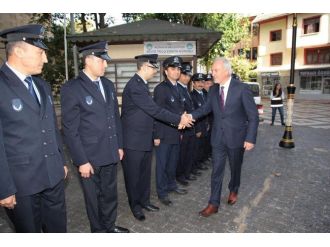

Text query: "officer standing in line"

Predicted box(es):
[61, 41, 129, 233]
[191, 73, 209, 174]
[153, 56, 188, 206]
[176, 62, 198, 186]
[203, 73, 214, 162]
[121, 54, 193, 221]
[0, 24, 68, 232]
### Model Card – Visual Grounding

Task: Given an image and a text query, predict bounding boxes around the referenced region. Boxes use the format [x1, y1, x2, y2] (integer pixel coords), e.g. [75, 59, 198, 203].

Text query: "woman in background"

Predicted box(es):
[270, 82, 285, 126]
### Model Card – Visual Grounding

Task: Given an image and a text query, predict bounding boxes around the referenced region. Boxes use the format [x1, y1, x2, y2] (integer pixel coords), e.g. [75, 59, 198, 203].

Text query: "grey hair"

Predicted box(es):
[213, 57, 232, 75]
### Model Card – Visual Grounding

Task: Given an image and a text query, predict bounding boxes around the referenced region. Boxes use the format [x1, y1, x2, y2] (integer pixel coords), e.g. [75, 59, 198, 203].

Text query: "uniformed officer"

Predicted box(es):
[153, 56, 189, 206]
[0, 24, 67, 232]
[121, 54, 192, 221]
[61, 41, 129, 233]
[203, 73, 214, 162]
[176, 62, 198, 186]
[191, 73, 209, 174]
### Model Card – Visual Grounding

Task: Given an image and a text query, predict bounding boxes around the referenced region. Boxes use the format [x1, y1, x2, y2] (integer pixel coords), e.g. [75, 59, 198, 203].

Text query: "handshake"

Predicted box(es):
[178, 112, 194, 129]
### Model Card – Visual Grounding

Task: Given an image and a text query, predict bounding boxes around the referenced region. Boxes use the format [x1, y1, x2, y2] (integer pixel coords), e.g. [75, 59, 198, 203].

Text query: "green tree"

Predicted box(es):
[30, 14, 74, 101]
[230, 55, 257, 81]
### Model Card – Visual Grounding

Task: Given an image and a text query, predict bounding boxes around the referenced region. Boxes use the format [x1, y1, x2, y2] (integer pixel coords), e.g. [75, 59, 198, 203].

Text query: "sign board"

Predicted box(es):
[299, 69, 330, 77]
[144, 41, 196, 56]
[261, 72, 279, 77]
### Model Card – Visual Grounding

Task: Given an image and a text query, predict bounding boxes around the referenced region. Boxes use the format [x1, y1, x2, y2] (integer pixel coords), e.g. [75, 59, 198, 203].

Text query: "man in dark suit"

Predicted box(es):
[176, 62, 197, 186]
[190, 57, 259, 217]
[61, 41, 129, 233]
[121, 54, 193, 221]
[0, 24, 67, 232]
[190, 73, 209, 173]
[153, 56, 189, 206]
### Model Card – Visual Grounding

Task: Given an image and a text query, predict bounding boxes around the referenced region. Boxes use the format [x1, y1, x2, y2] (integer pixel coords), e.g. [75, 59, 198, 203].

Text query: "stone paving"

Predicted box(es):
[1, 100, 329, 233]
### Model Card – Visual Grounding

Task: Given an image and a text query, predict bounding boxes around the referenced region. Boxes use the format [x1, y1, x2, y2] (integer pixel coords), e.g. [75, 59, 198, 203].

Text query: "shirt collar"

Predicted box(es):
[6, 62, 29, 82]
[177, 81, 187, 88]
[83, 70, 100, 82]
[220, 76, 231, 89]
[136, 73, 148, 84]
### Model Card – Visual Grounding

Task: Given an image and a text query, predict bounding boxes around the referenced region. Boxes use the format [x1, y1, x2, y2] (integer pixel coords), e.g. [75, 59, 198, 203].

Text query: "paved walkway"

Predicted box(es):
[1, 100, 329, 233]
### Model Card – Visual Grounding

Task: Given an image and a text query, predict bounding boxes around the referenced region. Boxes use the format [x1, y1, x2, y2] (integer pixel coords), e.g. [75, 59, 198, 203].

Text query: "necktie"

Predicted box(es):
[93, 80, 106, 101]
[92, 81, 101, 91]
[24, 76, 39, 105]
[220, 86, 225, 111]
[200, 92, 205, 102]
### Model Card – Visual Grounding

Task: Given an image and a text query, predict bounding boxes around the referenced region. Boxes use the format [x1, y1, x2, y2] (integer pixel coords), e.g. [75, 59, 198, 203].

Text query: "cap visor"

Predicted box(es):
[100, 53, 111, 61]
[29, 39, 48, 50]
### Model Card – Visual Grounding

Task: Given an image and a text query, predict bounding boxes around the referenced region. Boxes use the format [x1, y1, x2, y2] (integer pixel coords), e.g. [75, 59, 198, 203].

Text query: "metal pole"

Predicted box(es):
[70, 13, 79, 77]
[64, 14, 69, 81]
[279, 13, 297, 148]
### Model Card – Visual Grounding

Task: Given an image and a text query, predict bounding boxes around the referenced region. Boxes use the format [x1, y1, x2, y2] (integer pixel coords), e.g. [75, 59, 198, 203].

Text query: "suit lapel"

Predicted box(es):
[225, 79, 236, 110]
[165, 80, 181, 102]
[79, 72, 105, 105]
[1, 64, 40, 113]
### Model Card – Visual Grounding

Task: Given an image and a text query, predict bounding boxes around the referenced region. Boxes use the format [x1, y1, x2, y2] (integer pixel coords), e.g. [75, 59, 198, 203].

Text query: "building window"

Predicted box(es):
[270, 53, 283, 66]
[246, 49, 251, 59]
[300, 76, 322, 91]
[305, 47, 330, 64]
[303, 16, 320, 34]
[252, 47, 258, 60]
[252, 23, 259, 36]
[270, 30, 282, 41]
[238, 49, 244, 56]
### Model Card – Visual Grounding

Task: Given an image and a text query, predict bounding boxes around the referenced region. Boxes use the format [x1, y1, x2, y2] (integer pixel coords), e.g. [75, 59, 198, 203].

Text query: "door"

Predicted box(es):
[323, 78, 330, 94]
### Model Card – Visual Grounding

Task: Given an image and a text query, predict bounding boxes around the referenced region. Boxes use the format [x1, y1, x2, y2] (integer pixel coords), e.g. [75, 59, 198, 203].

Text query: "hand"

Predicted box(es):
[178, 112, 194, 129]
[196, 132, 202, 138]
[0, 195, 16, 209]
[154, 139, 160, 146]
[118, 149, 124, 160]
[64, 165, 68, 179]
[79, 162, 94, 178]
[244, 142, 255, 151]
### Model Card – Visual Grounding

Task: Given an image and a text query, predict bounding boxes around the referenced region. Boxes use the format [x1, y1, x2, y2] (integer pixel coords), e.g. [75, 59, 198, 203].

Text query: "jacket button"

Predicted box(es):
[43, 142, 47, 145]
[44, 154, 48, 158]
[41, 130, 46, 133]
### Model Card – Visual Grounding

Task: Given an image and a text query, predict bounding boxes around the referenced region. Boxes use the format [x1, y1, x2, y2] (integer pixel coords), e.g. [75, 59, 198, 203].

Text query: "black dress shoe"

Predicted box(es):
[172, 188, 188, 195]
[133, 211, 146, 221]
[176, 177, 189, 186]
[142, 204, 160, 212]
[186, 175, 197, 181]
[191, 170, 202, 176]
[159, 197, 172, 206]
[109, 226, 130, 233]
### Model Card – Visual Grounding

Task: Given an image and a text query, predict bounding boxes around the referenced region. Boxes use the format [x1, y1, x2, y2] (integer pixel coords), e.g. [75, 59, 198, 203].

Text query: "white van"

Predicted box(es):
[243, 82, 264, 119]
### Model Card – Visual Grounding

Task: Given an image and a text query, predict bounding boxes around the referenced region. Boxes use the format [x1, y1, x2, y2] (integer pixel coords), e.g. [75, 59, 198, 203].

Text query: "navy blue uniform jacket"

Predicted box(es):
[121, 73, 181, 152]
[192, 79, 259, 148]
[0, 64, 65, 199]
[177, 83, 195, 137]
[191, 89, 209, 136]
[153, 80, 185, 144]
[61, 71, 123, 167]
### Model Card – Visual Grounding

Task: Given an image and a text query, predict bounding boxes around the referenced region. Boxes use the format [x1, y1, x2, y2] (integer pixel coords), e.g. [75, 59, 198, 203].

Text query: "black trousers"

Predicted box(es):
[209, 140, 245, 206]
[79, 164, 117, 233]
[122, 149, 152, 214]
[5, 180, 66, 233]
[177, 134, 196, 179]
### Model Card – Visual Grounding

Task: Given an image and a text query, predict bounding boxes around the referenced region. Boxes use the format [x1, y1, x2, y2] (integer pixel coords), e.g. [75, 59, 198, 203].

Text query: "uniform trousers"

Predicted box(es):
[155, 143, 180, 199]
[79, 163, 117, 233]
[5, 179, 66, 233]
[122, 149, 152, 214]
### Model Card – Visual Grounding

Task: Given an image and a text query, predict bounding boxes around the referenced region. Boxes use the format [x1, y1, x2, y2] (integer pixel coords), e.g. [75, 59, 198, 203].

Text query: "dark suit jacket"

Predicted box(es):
[191, 89, 208, 136]
[177, 83, 195, 137]
[61, 71, 123, 167]
[192, 78, 259, 148]
[153, 80, 185, 144]
[0, 64, 65, 199]
[121, 73, 181, 152]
